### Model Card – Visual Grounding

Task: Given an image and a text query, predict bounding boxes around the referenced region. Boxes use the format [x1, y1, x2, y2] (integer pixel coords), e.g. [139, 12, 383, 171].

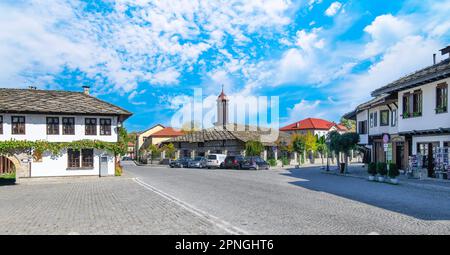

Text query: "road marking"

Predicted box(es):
[133, 177, 249, 235]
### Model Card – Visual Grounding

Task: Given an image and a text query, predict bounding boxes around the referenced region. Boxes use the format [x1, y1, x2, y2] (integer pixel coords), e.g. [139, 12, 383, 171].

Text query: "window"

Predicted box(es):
[85, 118, 97, 135]
[373, 112, 378, 127]
[81, 149, 94, 168]
[0, 116, 3, 134]
[402, 90, 422, 118]
[62, 117, 75, 135]
[436, 83, 448, 114]
[391, 109, 397, 127]
[99, 118, 111, 136]
[369, 113, 374, 128]
[380, 110, 389, 126]
[67, 148, 94, 169]
[11, 116, 25, 134]
[46, 117, 59, 135]
[358, 120, 367, 134]
[67, 149, 81, 168]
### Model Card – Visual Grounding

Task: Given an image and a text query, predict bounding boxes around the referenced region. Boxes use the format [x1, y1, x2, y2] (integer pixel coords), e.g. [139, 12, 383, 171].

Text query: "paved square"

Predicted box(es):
[0, 177, 227, 235]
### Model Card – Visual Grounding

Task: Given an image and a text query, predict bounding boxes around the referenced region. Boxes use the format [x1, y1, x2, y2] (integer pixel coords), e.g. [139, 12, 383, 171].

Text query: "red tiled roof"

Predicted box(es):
[280, 118, 336, 131]
[150, 127, 184, 137]
[336, 124, 348, 131]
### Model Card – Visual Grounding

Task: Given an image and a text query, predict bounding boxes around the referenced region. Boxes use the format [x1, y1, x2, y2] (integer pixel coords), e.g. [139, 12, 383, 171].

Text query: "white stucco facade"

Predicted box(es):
[0, 113, 118, 177]
[397, 78, 450, 134]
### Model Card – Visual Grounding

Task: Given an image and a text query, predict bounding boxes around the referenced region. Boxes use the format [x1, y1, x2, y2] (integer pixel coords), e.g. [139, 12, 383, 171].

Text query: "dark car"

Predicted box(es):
[242, 156, 270, 170]
[223, 155, 246, 169]
[188, 157, 207, 168]
[169, 157, 192, 168]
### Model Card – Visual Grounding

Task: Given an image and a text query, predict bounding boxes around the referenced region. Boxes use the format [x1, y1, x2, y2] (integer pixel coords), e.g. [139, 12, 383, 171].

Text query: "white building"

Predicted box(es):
[346, 45, 450, 177]
[280, 118, 348, 137]
[0, 87, 132, 179]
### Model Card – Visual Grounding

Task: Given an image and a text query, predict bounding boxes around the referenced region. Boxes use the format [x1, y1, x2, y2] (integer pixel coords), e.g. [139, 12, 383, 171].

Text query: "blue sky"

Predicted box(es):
[1, 0, 449, 131]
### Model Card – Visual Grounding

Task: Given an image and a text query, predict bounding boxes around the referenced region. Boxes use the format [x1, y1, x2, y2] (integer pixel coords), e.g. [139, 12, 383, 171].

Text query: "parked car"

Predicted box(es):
[223, 155, 246, 169]
[121, 156, 132, 161]
[188, 157, 207, 168]
[206, 154, 227, 169]
[242, 156, 270, 170]
[169, 157, 192, 168]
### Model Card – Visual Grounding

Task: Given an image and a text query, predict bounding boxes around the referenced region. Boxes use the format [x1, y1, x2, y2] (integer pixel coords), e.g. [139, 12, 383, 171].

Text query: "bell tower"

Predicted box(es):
[216, 85, 229, 127]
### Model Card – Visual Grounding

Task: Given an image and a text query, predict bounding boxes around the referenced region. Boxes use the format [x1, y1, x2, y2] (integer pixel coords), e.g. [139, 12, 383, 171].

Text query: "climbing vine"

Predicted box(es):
[0, 139, 125, 157]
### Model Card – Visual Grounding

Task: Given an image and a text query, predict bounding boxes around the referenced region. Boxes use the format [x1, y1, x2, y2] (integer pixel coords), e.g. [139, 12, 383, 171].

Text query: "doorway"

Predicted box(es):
[417, 142, 439, 177]
[395, 143, 404, 170]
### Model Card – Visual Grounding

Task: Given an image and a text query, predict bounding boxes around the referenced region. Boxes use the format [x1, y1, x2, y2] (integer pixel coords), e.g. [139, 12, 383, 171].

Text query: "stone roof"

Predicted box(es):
[371, 58, 450, 96]
[164, 126, 289, 146]
[0, 88, 132, 120]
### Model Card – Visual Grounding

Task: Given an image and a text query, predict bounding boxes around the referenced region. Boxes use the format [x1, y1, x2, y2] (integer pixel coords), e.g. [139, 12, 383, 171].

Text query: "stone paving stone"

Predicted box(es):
[0, 177, 228, 235]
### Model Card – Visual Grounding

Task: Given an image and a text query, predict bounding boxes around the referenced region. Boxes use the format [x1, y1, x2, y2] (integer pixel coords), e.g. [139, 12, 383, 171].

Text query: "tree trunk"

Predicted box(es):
[336, 151, 340, 171]
[344, 152, 349, 173]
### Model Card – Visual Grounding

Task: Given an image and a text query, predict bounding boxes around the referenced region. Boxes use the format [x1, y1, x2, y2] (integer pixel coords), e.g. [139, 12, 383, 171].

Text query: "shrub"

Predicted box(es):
[388, 163, 399, 178]
[376, 162, 387, 176]
[115, 162, 123, 176]
[267, 158, 277, 167]
[281, 156, 289, 166]
[368, 162, 377, 176]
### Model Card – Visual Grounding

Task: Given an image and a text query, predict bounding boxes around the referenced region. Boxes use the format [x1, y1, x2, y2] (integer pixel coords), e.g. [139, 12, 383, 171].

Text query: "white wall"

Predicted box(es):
[0, 113, 118, 142]
[31, 149, 115, 177]
[398, 78, 450, 133]
[356, 110, 369, 144]
[367, 104, 398, 136]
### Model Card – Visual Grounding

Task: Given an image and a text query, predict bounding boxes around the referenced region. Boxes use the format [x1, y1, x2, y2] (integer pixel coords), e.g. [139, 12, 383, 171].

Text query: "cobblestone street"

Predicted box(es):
[0, 177, 227, 235]
[2, 162, 450, 235]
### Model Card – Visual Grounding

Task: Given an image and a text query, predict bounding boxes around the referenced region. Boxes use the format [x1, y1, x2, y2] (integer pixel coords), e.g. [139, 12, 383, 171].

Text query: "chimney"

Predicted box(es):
[433, 53, 436, 65]
[82, 85, 90, 95]
[440, 45, 450, 59]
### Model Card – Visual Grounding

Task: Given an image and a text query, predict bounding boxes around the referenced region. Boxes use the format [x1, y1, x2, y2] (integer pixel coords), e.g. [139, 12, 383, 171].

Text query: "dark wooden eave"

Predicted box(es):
[398, 128, 450, 136]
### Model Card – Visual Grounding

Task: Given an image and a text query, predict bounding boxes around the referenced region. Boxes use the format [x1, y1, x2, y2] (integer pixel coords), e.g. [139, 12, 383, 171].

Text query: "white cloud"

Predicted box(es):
[151, 68, 181, 85]
[337, 35, 442, 108]
[0, 0, 295, 93]
[295, 28, 325, 52]
[325, 2, 342, 17]
[285, 99, 321, 125]
[363, 14, 414, 57]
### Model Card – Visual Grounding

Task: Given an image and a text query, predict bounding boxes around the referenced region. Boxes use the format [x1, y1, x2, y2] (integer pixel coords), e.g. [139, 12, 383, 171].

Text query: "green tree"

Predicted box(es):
[316, 135, 327, 165]
[304, 131, 317, 163]
[291, 134, 306, 164]
[148, 144, 161, 164]
[340, 117, 356, 132]
[245, 140, 264, 157]
[328, 131, 359, 172]
[161, 143, 176, 159]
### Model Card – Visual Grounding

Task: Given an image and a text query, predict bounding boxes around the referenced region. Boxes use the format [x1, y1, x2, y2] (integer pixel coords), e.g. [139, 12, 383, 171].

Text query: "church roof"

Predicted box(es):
[217, 86, 228, 101]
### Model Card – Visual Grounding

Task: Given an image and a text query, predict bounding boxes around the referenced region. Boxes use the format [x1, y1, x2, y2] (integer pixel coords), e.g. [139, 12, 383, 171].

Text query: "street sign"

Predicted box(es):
[383, 134, 390, 143]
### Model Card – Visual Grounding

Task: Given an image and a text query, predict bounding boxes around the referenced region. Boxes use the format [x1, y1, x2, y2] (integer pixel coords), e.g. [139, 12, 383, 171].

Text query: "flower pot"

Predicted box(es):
[390, 178, 399, 184]
[368, 175, 375, 181]
[377, 176, 385, 182]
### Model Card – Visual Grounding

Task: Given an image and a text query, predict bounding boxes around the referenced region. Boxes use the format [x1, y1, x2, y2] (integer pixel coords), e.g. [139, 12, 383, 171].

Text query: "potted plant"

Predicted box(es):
[388, 163, 399, 184]
[367, 162, 377, 181]
[376, 162, 387, 182]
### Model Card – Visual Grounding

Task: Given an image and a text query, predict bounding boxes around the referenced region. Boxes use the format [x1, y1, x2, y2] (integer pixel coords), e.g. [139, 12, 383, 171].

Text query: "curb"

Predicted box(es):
[322, 171, 450, 192]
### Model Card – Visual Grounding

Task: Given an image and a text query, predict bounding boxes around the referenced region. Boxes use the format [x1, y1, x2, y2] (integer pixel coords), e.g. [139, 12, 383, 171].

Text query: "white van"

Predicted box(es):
[206, 154, 227, 169]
